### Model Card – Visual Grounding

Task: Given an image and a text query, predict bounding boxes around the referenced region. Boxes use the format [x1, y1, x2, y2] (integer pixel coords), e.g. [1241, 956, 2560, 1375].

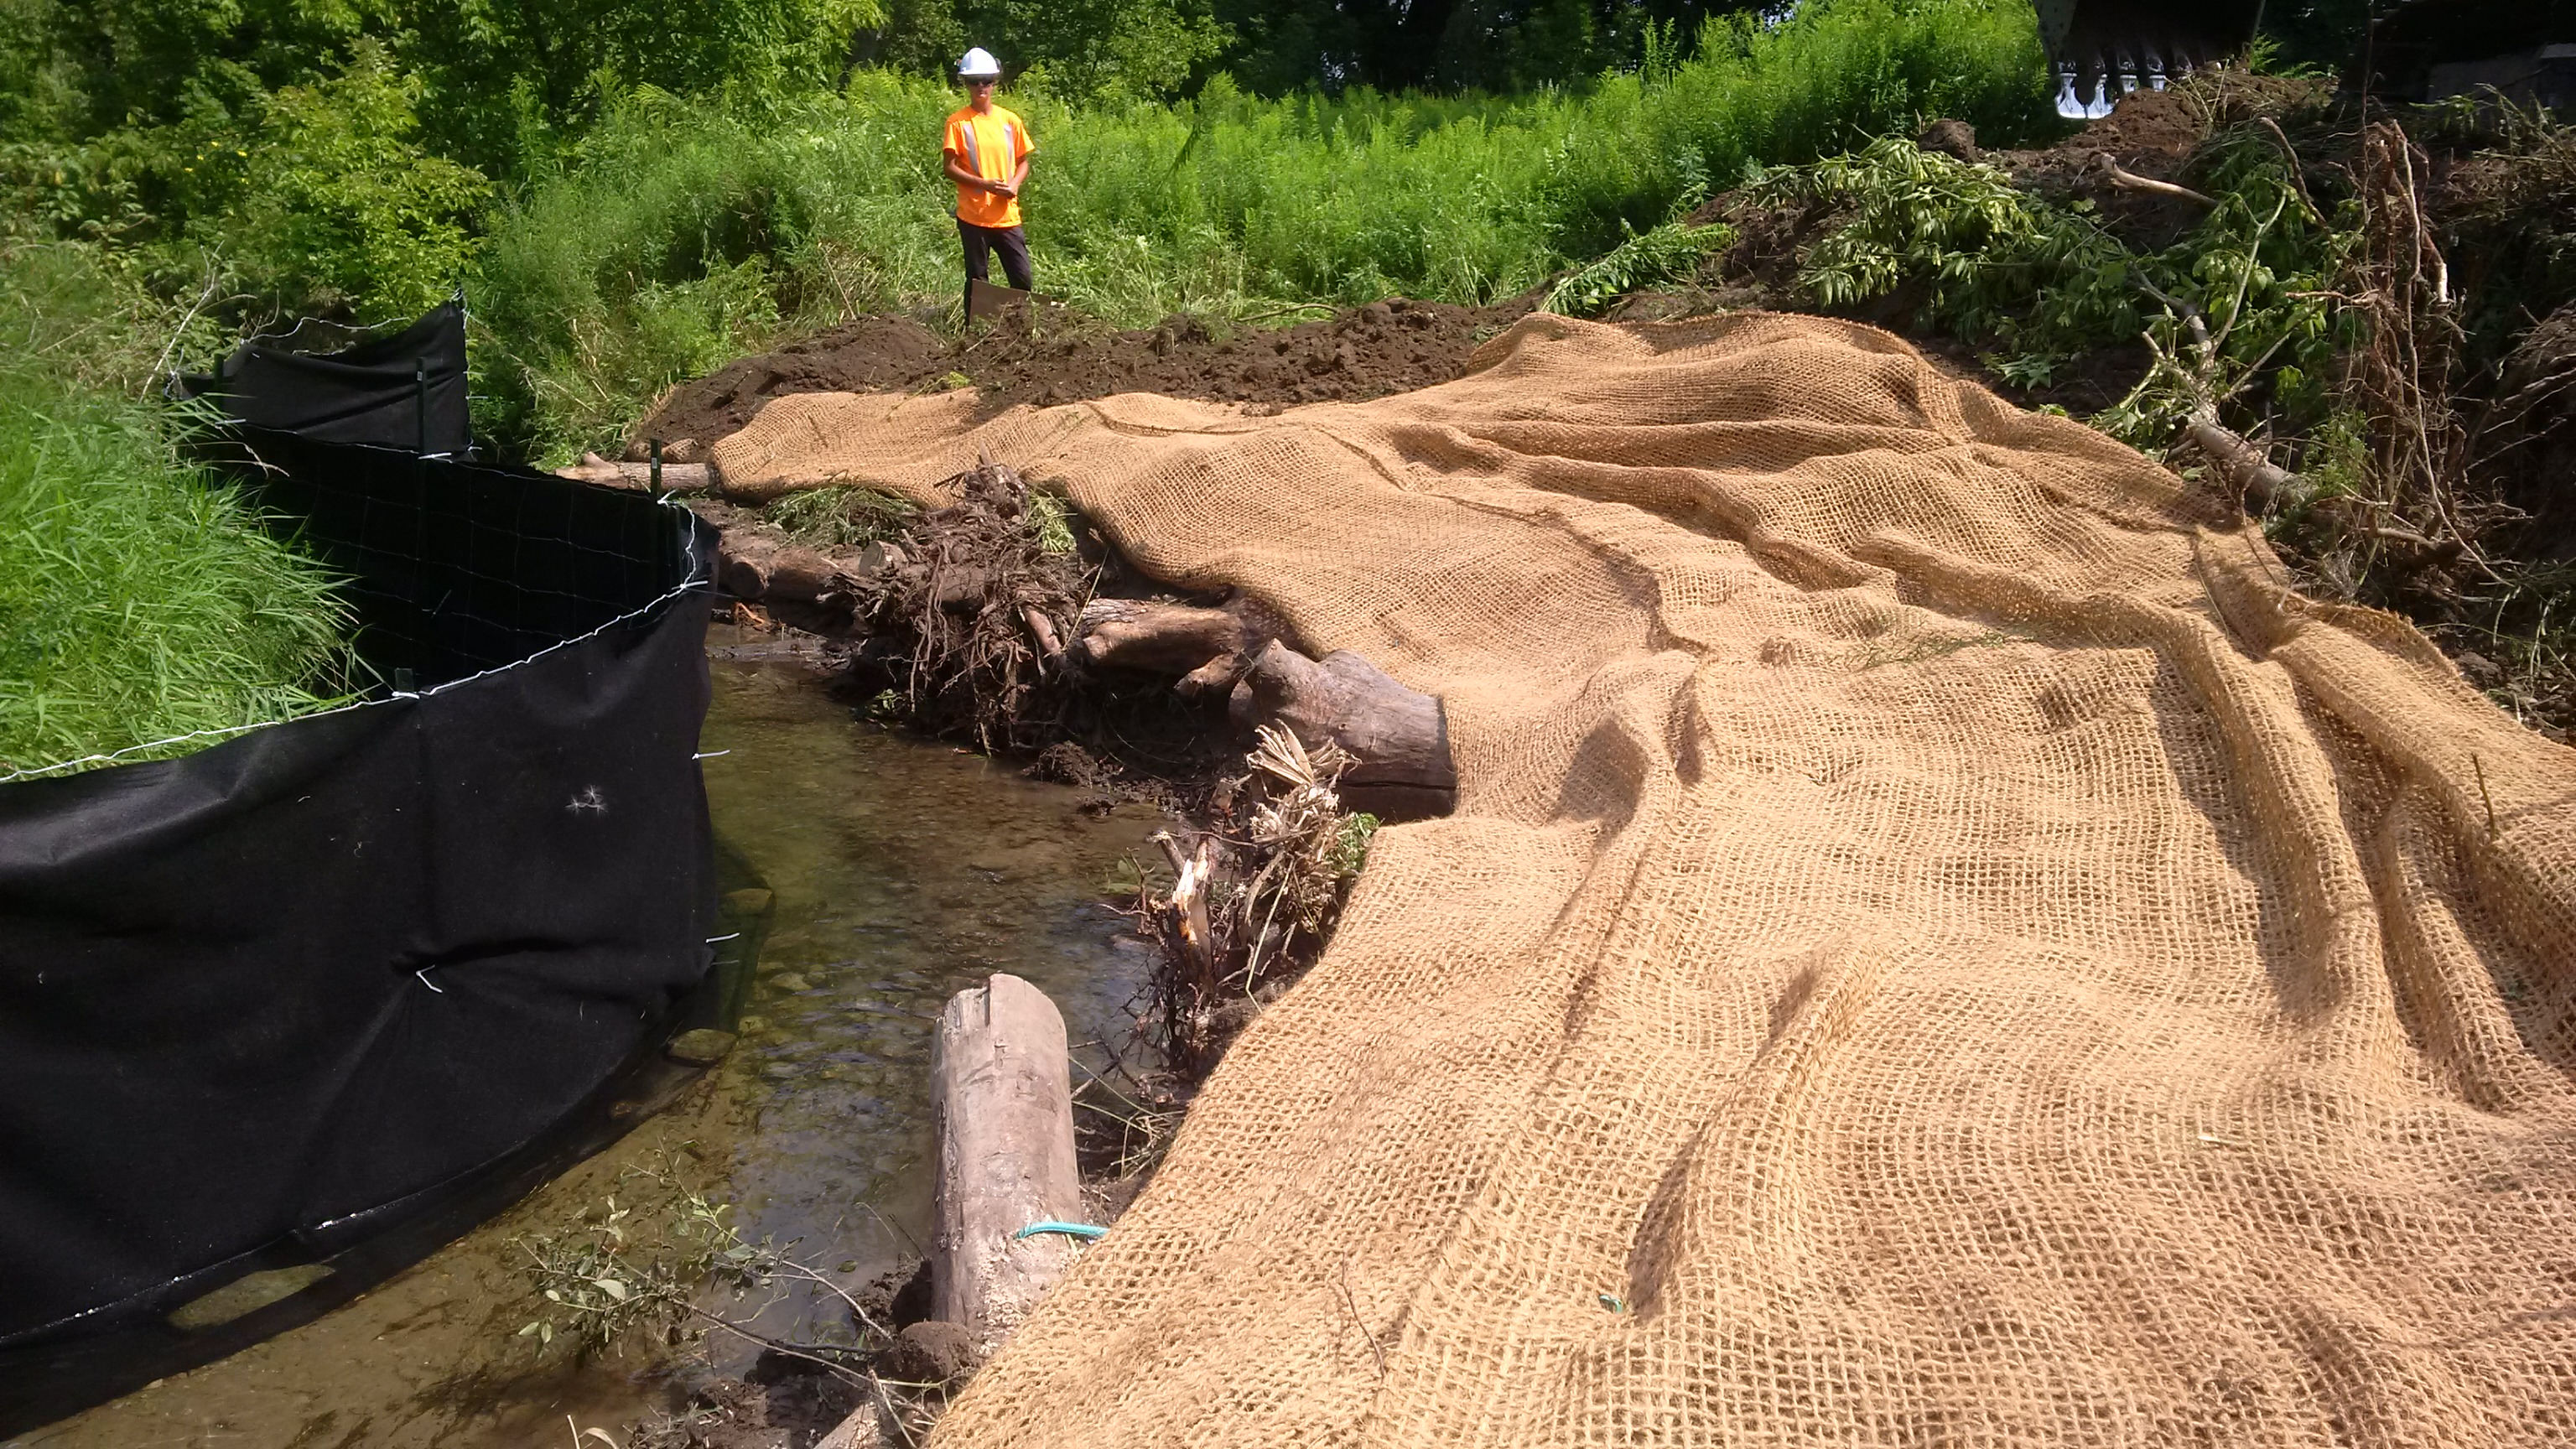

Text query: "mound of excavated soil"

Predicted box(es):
[630, 296, 1534, 457]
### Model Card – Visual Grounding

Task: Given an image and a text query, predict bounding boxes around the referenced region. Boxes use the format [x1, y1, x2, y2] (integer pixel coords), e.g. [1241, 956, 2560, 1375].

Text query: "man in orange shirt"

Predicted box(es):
[942, 47, 1036, 311]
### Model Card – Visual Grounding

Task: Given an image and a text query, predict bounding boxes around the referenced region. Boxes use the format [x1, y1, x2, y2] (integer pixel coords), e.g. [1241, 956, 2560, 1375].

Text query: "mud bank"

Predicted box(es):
[626, 294, 1535, 457]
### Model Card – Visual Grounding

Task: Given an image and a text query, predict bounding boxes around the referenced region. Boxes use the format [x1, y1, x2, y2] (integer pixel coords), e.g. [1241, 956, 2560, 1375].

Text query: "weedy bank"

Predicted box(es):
[1679, 76, 2576, 738]
[0, 245, 357, 776]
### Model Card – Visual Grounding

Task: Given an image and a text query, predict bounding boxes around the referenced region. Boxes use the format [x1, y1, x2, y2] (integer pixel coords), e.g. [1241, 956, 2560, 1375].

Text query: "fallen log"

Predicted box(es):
[716, 530, 783, 599]
[1229, 641, 1457, 820]
[555, 451, 715, 491]
[1074, 597, 1252, 674]
[764, 546, 840, 605]
[931, 973, 1086, 1363]
[1176, 652, 1244, 699]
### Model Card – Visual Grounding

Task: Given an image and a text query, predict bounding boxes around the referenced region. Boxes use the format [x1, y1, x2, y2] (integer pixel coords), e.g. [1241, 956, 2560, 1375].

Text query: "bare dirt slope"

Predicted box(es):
[631, 297, 1535, 455]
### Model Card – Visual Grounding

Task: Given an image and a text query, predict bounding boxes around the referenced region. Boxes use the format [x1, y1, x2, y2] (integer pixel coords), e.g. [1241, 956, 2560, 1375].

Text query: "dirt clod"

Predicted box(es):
[880, 1321, 975, 1384]
[629, 1362, 864, 1449]
[1917, 117, 1980, 162]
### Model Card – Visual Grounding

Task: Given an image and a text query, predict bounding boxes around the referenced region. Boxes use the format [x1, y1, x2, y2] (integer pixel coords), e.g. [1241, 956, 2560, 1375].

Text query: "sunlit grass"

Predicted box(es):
[472, 0, 2059, 462]
[0, 244, 358, 776]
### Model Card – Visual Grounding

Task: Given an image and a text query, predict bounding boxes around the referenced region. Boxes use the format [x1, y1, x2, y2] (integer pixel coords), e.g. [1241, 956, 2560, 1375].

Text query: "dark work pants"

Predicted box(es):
[958, 221, 1032, 299]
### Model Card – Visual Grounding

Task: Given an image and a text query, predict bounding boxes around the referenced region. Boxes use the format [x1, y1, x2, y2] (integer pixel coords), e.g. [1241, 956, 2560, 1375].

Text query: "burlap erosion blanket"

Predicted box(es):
[715, 313, 2576, 1446]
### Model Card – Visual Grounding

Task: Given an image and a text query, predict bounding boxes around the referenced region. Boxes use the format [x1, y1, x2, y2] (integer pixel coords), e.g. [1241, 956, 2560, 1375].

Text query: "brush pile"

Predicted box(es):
[853, 459, 1088, 751]
[1138, 724, 1378, 1075]
[1693, 79, 2576, 740]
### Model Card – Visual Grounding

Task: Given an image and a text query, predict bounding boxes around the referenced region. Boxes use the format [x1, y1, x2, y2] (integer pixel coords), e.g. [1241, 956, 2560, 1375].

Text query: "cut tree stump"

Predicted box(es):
[716, 531, 783, 599]
[932, 973, 1085, 1363]
[1229, 641, 1457, 820]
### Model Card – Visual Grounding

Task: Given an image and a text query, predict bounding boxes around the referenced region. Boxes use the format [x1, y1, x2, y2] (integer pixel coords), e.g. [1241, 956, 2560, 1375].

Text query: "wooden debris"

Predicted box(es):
[2186, 406, 2299, 508]
[2094, 152, 2216, 209]
[930, 974, 1085, 1362]
[1074, 598, 1256, 674]
[1228, 641, 1456, 820]
[557, 451, 715, 491]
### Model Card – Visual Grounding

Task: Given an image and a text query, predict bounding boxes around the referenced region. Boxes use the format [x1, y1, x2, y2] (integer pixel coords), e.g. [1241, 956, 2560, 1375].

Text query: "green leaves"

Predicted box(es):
[222, 40, 490, 316]
[1327, 811, 1376, 879]
[1758, 130, 2359, 453]
[1540, 219, 1732, 317]
[1755, 135, 2135, 345]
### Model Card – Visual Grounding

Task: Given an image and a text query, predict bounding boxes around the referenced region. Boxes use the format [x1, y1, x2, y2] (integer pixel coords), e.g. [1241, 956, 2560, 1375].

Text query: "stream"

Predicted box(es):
[15, 633, 1166, 1448]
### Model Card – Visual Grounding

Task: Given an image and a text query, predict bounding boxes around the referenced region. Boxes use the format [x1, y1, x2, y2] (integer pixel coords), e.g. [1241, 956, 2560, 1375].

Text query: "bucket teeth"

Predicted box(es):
[2039, 1, 2250, 119]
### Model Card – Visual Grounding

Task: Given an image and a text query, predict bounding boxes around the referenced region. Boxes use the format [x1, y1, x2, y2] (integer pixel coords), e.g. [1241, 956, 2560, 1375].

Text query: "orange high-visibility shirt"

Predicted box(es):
[943, 105, 1036, 230]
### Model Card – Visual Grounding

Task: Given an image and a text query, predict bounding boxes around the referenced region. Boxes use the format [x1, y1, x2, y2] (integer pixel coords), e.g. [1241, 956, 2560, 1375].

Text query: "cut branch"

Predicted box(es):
[2187, 406, 2299, 508]
[2094, 153, 2216, 209]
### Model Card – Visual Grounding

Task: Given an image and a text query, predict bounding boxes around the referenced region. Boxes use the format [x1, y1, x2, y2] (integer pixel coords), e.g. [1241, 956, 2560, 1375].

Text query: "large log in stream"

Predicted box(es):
[1230, 641, 1457, 820]
[1072, 595, 1457, 818]
[930, 973, 1085, 1361]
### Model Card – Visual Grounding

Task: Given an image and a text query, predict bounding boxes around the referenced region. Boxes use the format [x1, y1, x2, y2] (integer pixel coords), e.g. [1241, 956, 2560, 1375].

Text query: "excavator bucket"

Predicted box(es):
[2033, 0, 2262, 117]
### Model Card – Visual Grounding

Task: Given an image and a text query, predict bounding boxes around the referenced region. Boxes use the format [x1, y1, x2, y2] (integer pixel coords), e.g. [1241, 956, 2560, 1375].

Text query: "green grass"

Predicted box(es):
[0, 244, 357, 777]
[472, 0, 2061, 462]
[1542, 219, 1738, 315]
[764, 481, 921, 549]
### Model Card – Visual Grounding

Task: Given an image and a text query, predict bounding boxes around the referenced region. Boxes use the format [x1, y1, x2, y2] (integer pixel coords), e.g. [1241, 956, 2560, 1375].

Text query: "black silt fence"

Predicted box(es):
[0, 431, 724, 1430]
[175, 301, 471, 455]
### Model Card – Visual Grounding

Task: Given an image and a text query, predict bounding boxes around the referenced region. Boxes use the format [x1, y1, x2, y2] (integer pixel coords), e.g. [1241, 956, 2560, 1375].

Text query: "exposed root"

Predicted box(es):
[855, 460, 1088, 753]
[1137, 724, 1378, 1076]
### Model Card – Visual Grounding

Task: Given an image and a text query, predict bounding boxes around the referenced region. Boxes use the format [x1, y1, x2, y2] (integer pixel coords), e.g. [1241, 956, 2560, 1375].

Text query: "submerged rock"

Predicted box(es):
[664, 1028, 739, 1067]
[165, 1263, 334, 1332]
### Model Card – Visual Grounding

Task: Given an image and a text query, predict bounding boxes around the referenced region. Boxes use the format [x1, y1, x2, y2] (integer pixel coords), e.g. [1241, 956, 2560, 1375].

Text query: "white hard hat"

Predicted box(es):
[958, 47, 1002, 79]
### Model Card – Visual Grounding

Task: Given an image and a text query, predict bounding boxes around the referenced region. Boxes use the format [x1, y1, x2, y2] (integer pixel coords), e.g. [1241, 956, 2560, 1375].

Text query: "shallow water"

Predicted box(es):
[18, 643, 1164, 1448]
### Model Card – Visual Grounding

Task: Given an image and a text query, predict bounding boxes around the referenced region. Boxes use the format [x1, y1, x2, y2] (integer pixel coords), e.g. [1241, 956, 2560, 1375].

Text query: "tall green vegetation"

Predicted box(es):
[0, 244, 357, 776]
[0, 0, 886, 318]
[477, 0, 2059, 458]
[3, 1, 2062, 462]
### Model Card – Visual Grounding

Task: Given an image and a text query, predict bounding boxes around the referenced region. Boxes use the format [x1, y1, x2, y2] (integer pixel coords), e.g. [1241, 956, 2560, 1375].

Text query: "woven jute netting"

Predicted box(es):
[716, 312, 2576, 1446]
